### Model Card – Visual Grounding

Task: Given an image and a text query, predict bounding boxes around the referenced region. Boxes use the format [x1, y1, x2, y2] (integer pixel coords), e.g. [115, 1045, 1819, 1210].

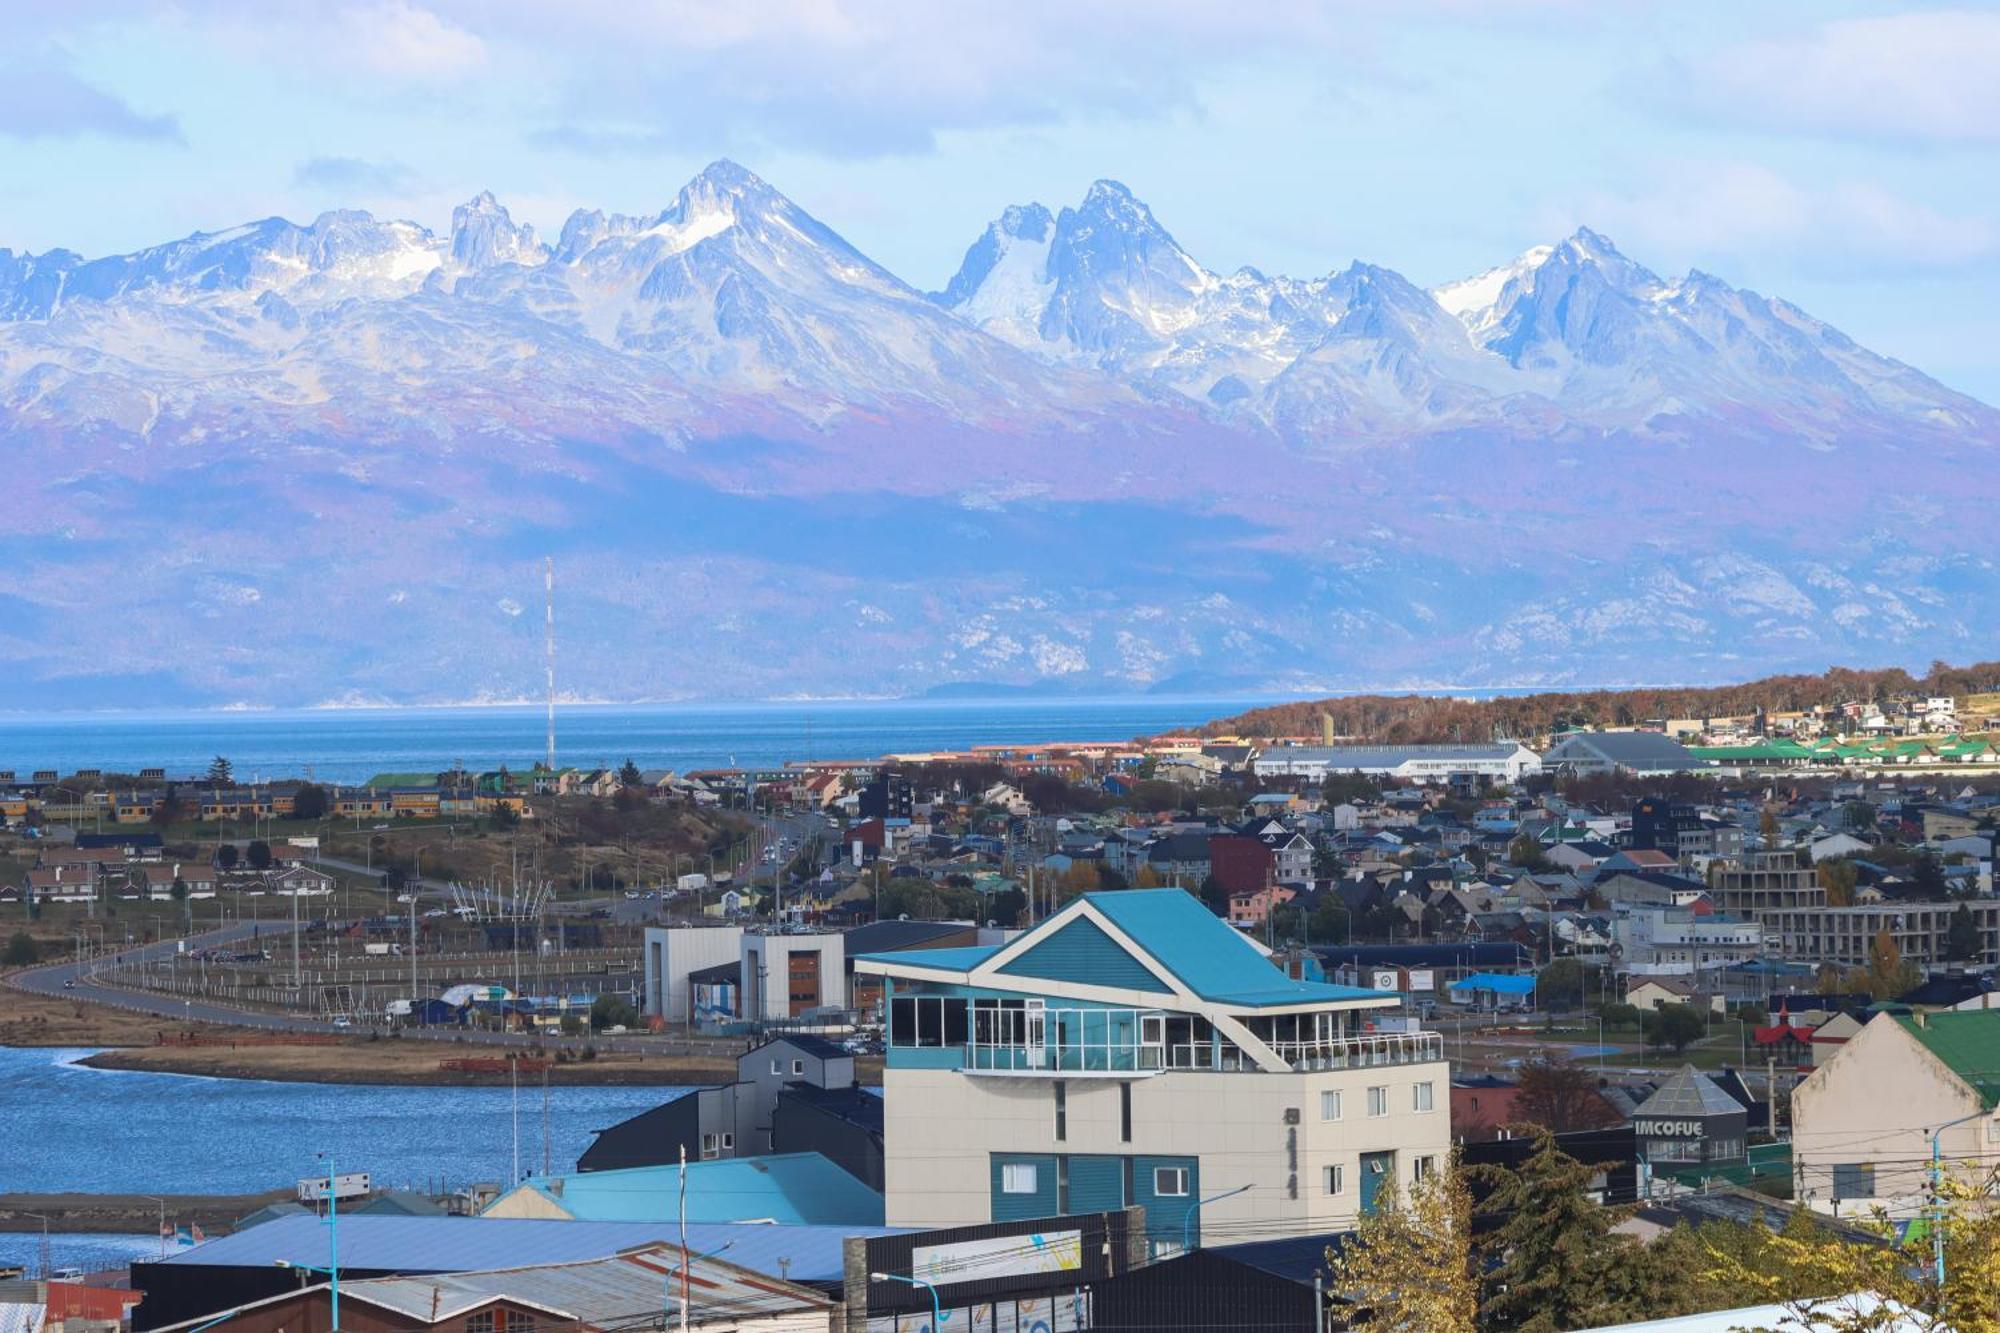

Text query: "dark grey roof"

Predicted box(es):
[1633, 1064, 1746, 1119]
[779, 1082, 884, 1134]
[756, 1033, 850, 1061]
[1547, 732, 1711, 769]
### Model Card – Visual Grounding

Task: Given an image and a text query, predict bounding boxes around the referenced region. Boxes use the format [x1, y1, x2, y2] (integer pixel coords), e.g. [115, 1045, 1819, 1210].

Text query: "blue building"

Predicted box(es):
[855, 889, 1452, 1249]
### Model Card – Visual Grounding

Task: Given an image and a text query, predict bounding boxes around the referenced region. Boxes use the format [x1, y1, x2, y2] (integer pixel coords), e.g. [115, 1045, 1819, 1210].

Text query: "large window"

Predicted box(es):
[1054, 1083, 1067, 1142]
[1001, 1162, 1039, 1194]
[1413, 1155, 1436, 1183]
[1413, 1082, 1435, 1112]
[890, 995, 975, 1048]
[1324, 1164, 1344, 1195]
[1321, 1090, 1342, 1121]
[1366, 1086, 1388, 1118]
[1154, 1166, 1190, 1197]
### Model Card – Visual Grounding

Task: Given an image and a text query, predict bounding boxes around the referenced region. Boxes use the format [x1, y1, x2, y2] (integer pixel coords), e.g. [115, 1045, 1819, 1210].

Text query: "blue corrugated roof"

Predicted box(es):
[1088, 890, 1391, 1006]
[1448, 971, 1538, 995]
[156, 1214, 900, 1284]
[497, 1152, 882, 1226]
[862, 890, 1392, 1007]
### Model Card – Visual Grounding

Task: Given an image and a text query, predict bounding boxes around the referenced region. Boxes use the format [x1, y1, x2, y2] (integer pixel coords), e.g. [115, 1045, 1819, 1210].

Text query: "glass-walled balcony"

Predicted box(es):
[887, 993, 1444, 1075]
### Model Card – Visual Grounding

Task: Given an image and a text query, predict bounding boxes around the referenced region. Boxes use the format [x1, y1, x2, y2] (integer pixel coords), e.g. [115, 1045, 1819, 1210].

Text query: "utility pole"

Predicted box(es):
[544, 556, 557, 778]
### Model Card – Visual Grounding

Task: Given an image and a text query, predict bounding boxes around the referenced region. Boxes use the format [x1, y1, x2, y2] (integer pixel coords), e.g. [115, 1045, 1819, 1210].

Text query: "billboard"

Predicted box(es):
[913, 1230, 1083, 1287]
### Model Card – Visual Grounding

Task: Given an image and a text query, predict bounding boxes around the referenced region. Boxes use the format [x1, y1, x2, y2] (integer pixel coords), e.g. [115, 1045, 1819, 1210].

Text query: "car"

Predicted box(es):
[61, 978, 76, 989]
[331, 1016, 353, 1029]
[424, 908, 448, 918]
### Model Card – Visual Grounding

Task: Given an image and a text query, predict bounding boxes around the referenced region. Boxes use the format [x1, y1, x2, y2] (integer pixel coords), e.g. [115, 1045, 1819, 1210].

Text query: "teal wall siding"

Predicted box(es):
[990, 1153, 1059, 1222]
[997, 918, 1171, 993]
[1067, 1154, 1126, 1214]
[1132, 1154, 1201, 1246]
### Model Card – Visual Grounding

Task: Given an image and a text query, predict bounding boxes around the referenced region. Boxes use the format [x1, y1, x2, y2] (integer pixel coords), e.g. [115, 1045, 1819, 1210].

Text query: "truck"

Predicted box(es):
[363, 942, 402, 957]
[296, 1171, 371, 1203]
[676, 873, 709, 894]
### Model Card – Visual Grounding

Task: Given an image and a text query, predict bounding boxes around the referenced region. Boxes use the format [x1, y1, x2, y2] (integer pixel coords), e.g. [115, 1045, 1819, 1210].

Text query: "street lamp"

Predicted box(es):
[869, 1271, 948, 1331]
[1182, 1182, 1253, 1253]
[140, 1195, 169, 1259]
[1926, 1108, 1988, 1287]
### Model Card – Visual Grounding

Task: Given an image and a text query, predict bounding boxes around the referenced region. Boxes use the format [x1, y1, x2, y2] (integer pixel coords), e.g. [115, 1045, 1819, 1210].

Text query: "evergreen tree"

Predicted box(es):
[3, 931, 38, 966]
[1943, 903, 1982, 963]
[1471, 1128, 1651, 1331]
[617, 759, 644, 788]
[206, 756, 233, 786]
[291, 783, 330, 821]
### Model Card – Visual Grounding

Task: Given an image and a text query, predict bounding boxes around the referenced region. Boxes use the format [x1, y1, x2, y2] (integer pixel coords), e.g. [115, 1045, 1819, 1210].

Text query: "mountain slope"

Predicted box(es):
[0, 161, 1994, 708]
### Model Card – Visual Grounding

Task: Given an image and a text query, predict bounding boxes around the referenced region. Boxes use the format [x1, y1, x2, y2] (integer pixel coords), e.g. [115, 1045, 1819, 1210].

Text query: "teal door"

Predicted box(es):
[1359, 1151, 1395, 1216]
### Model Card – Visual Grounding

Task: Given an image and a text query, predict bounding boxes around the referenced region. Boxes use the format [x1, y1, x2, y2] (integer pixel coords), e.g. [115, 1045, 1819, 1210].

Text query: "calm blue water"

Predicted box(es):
[0, 696, 1277, 784]
[0, 1232, 164, 1276]
[0, 1047, 682, 1195]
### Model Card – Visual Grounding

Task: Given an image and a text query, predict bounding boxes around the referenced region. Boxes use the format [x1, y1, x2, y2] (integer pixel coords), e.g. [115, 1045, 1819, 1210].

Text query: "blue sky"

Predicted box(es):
[4, 1, 1997, 400]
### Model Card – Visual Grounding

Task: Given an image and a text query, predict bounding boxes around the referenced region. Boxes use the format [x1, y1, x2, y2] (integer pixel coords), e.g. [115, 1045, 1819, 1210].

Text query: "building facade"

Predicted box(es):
[855, 889, 1452, 1250]
[1251, 744, 1540, 785]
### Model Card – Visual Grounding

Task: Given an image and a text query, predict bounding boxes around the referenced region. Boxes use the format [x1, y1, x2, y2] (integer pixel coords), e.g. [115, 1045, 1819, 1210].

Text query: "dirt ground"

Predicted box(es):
[0, 980, 229, 1048]
[0, 1190, 291, 1236]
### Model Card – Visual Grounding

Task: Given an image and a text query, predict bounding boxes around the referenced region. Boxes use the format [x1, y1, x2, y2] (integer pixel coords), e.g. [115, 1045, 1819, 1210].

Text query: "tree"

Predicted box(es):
[1058, 860, 1100, 901]
[206, 756, 233, 787]
[1600, 1001, 1644, 1031]
[1514, 1052, 1616, 1132]
[151, 787, 187, 827]
[1534, 957, 1592, 1011]
[1133, 863, 1163, 889]
[1326, 1156, 1477, 1333]
[291, 783, 330, 821]
[246, 840, 272, 871]
[215, 843, 239, 871]
[1816, 858, 1858, 908]
[1471, 1127, 1652, 1331]
[1197, 874, 1229, 916]
[1642, 1003, 1705, 1053]
[1705, 1169, 2000, 1332]
[1759, 805, 1780, 845]
[1864, 928, 1921, 1000]
[1944, 902, 1983, 963]
[1909, 853, 1948, 901]
[3, 931, 39, 966]
[1506, 833, 1550, 870]
[617, 759, 643, 788]
[590, 993, 639, 1031]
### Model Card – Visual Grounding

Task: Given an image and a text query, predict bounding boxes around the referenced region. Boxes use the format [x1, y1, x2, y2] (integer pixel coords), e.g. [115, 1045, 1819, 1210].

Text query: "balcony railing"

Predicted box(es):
[1265, 1030, 1445, 1072]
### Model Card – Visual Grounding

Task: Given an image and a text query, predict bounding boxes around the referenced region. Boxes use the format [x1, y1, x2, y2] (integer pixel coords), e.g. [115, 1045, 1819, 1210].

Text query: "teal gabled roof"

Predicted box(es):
[861, 889, 1393, 1008]
[998, 916, 1172, 993]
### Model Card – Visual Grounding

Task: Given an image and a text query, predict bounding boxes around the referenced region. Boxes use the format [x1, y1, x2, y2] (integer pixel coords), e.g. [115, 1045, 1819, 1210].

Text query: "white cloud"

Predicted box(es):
[1571, 163, 1996, 272]
[1684, 10, 2000, 144]
[342, 0, 486, 81]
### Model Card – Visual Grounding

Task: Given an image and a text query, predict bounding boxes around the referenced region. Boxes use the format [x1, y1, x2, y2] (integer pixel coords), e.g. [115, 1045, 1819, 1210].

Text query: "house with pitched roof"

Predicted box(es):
[1791, 1009, 2000, 1212]
[854, 888, 1451, 1248]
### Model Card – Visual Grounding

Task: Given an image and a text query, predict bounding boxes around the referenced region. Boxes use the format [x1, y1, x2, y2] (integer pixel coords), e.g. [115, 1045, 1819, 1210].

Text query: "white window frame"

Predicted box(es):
[1413, 1081, 1435, 1112]
[792, 1059, 805, 1075]
[770, 1059, 781, 1075]
[1153, 1166, 1190, 1198]
[700, 1133, 718, 1160]
[1367, 1086, 1389, 1118]
[719, 1132, 734, 1151]
[1414, 1155, 1436, 1183]
[1001, 1162, 1039, 1195]
[1321, 1090, 1342, 1121]
[1324, 1164, 1344, 1195]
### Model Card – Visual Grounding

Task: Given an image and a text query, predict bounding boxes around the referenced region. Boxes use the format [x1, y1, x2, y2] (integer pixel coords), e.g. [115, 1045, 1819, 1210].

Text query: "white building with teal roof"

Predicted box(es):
[853, 888, 1452, 1250]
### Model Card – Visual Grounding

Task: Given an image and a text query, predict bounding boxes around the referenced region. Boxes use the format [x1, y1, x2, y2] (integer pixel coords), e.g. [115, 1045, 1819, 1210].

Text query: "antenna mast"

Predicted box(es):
[544, 556, 556, 775]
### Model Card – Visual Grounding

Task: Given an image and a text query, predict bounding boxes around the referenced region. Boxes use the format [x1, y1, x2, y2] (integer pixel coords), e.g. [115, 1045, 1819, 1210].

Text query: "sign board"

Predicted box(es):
[913, 1230, 1083, 1287]
[1371, 970, 1400, 992]
[1633, 1118, 1704, 1138]
[1408, 969, 1436, 992]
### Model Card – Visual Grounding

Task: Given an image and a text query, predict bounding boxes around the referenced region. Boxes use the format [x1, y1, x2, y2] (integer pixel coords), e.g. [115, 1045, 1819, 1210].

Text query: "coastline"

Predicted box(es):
[74, 1044, 739, 1086]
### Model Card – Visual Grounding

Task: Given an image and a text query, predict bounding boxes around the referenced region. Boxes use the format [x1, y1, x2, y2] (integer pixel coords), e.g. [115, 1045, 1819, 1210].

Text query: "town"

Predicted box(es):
[3, 671, 1999, 1332]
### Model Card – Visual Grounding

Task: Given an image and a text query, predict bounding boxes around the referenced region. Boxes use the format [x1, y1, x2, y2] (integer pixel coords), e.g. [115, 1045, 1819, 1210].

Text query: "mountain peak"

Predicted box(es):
[688, 159, 773, 199]
[450, 192, 543, 270]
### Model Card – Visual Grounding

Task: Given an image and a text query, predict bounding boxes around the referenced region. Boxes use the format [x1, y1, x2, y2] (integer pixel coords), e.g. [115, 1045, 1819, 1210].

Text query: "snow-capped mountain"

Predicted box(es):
[939, 191, 1994, 445]
[0, 160, 1994, 709]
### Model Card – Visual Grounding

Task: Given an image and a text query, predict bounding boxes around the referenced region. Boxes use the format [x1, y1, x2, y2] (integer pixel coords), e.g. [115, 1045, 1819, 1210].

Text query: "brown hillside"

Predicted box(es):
[1198, 660, 2000, 744]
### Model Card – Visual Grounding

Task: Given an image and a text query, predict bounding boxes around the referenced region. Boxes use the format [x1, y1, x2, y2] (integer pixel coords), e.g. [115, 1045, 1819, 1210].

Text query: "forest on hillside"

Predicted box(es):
[1200, 660, 2000, 744]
